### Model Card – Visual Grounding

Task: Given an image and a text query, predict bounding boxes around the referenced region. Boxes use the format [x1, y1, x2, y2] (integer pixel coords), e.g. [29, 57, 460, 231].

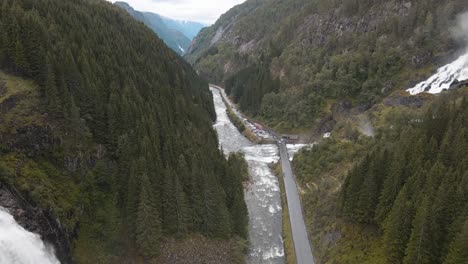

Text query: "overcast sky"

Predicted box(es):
[106, 0, 246, 24]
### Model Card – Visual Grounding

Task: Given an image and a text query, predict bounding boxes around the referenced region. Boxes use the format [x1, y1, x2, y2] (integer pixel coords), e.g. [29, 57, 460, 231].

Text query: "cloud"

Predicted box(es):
[107, 0, 246, 24]
[452, 12, 468, 44]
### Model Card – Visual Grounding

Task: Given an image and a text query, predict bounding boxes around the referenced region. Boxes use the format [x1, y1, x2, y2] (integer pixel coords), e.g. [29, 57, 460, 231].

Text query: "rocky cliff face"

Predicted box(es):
[0, 184, 72, 263]
[0, 71, 96, 263]
[189, 0, 463, 80]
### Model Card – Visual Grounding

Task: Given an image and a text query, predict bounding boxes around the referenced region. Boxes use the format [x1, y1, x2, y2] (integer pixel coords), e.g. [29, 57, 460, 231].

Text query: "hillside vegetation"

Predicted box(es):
[187, 0, 467, 131]
[292, 89, 468, 263]
[0, 0, 247, 262]
[341, 92, 468, 264]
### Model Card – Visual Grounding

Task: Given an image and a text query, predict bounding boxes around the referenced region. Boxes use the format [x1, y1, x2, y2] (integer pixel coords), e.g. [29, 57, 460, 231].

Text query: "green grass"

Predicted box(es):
[323, 221, 386, 264]
[292, 137, 383, 263]
[0, 154, 80, 230]
[299, 172, 389, 264]
[0, 70, 45, 135]
[0, 70, 37, 103]
[226, 106, 246, 133]
[0, 71, 81, 229]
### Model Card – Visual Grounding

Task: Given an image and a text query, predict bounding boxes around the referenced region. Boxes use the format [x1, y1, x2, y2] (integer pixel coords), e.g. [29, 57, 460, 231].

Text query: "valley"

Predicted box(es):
[212, 85, 315, 263]
[114, 1, 206, 55]
[187, 0, 468, 263]
[0, 0, 467, 263]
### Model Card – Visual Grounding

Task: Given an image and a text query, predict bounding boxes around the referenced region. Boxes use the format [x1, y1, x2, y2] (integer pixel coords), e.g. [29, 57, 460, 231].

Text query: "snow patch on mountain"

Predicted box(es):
[178, 45, 185, 53]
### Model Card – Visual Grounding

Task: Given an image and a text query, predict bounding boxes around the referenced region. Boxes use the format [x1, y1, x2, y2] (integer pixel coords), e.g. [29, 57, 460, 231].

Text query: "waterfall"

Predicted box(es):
[407, 52, 468, 95]
[0, 207, 60, 264]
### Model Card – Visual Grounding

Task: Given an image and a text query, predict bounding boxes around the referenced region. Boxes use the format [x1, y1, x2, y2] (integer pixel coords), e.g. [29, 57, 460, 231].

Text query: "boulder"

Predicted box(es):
[383, 93, 432, 108]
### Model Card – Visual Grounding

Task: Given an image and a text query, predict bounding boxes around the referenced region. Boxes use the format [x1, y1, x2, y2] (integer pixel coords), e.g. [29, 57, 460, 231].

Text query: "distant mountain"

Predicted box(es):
[160, 16, 206, 40]
[115, 2, 205, 55]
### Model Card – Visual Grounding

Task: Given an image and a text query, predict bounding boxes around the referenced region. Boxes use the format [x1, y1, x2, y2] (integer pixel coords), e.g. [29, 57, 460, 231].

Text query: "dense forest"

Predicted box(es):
[341, 94, 468, 264]
[187, 0, 468, 130]
[292, 90, 468, 263]
[0, 0, 247, 262]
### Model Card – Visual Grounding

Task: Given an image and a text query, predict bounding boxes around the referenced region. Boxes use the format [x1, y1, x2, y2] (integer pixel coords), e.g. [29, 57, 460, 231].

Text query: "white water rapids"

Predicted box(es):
[407, 51, 468, 95]
[211, 87, 306, 263]
[0, 207, 60, 264]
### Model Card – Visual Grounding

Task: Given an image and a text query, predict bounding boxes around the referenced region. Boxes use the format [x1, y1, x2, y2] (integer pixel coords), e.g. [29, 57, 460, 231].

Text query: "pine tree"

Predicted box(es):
[190, 159, 204, 231]
[174, 174, 189, 236]
[44, 62, 61, 116]
[23, 14, 46, 83]
[125, 159, 141, 240]
[438, 126, 454, 167]
[13, 40, 29, 74]
[443, 220, 468, 264]
[106, 91, 121, 149]
[69, 96, 85, 142]
[230, 185, 248, 238]
[162, 168, 177, 233]
[0, 22, 6, 62]
[177, 155, 191, 195]
[432, 170, 464, 261]
[375, 155, 405, 223]
[451, 128, 466, 166]
[356, 160, 379, 223]
[424, 137, 439, 162]
[201, 172, 231, 238]
[403, 196, 436, 264]
[341, 156, 370, 219]
[383, 186, 414, 264]
[226, 153, 248, 238]
[136, 173, 162, 259]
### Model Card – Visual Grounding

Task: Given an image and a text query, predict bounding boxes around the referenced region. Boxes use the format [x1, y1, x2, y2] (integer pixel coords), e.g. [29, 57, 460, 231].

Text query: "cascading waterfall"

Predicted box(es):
[0, 207, 60, 264]
[407, 51, 468, 95]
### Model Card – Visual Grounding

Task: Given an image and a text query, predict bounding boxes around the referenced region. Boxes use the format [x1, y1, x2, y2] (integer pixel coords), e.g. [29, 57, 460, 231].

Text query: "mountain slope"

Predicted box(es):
[0, 0, 247, 262]
[187, 0, 468, 131]
[292, 88, 468, 264]
[340, 93, 468, 264]
[115, 1, 191, 55]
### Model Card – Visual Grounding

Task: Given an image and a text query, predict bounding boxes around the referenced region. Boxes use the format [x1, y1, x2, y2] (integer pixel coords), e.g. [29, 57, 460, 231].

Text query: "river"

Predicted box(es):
[211, 87, 309, 264]
[211, 87, 284, 263]
[0, 207, 60, 264]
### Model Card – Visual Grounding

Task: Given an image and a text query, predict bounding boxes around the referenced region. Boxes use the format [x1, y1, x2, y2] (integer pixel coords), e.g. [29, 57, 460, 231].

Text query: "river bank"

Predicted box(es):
[211, 87, 285, 263]
[211, 86, 315, 264]
[211, 85, 277, 144]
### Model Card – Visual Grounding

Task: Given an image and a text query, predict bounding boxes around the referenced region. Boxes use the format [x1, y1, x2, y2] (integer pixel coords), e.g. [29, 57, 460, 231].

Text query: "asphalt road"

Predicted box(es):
[279, 141, 315, 264]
